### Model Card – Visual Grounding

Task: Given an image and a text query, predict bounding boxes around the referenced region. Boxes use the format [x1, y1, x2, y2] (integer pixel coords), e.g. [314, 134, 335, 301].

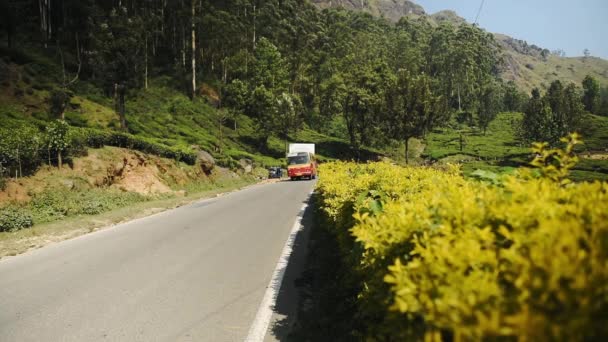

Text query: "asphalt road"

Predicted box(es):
[0, 180, 315, 342]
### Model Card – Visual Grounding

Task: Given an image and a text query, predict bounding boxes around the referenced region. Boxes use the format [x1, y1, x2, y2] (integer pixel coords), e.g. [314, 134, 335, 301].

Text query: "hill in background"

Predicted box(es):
[496, 34, 608, 92]
[311, 0, 608, 92]
[310, 0, 425, 22]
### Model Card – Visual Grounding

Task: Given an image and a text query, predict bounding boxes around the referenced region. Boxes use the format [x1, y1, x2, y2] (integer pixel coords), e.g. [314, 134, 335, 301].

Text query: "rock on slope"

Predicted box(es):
[310, 0, 425, 22]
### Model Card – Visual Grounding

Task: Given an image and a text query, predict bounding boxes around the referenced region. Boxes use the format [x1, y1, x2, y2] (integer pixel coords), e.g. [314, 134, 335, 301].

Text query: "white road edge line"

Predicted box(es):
[245, 191, 313, 342]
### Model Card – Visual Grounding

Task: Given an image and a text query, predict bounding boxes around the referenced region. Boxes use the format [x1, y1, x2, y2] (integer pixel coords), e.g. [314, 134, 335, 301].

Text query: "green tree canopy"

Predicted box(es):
[582, 75, 601, 114]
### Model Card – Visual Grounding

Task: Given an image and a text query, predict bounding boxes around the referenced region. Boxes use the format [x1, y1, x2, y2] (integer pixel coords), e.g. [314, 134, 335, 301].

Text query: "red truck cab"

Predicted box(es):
[287, 152, 317, 180]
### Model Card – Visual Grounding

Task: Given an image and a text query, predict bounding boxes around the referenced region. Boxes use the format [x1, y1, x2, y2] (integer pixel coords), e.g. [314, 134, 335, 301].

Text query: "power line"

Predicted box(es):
[474, 0, 485, 25]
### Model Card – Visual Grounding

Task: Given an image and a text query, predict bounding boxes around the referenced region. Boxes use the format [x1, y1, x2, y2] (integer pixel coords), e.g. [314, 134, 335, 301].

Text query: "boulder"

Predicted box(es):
[239, 159, 253, 174]
[196, 150, 216, 174]
[60, 180, 75, 190]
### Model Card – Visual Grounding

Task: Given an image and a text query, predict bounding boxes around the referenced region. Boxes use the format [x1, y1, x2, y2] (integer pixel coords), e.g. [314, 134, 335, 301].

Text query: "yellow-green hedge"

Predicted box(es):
[316, 136, 608, 341]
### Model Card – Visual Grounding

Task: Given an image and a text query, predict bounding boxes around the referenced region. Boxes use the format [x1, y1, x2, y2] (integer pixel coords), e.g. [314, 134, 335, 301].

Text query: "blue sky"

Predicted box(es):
[414, 0, 608, 59]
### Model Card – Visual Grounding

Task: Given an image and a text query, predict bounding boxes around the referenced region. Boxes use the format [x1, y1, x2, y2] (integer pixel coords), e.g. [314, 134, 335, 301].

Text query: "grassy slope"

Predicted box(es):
[0, 45, 360, 169]
[423, 112, 608, 181]
[0, 166, 256, 258]
[0, 45, 330, 248]
[2, 45, 606, 182]
[502, 52, 608, 93]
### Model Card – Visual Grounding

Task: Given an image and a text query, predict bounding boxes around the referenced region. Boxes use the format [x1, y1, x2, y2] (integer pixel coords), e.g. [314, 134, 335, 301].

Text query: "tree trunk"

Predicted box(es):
[404, 136, 410, 165]
[115, 83, 127, 131]
[47, 0, 51, 45]
[39, 0, 48, 47]
[218, 118, 224, 154]
[58, 150, 62, 169]
[222, 57, 228, 84]
[161, 0, 165, 34]
[191, 0, 196, 99]
[59, 104, 65, 120]
[7, 23, 12, 48]
[145, 35, 148, 90]
[457, 85, 462, 112]
[181, 25, 186, 68]
[16, 147, 21, 178]
[114, 83, 118, 117]
[252, 2, 257, 50]
[459, 132, 463, 151]
[120, 92, 126, 131]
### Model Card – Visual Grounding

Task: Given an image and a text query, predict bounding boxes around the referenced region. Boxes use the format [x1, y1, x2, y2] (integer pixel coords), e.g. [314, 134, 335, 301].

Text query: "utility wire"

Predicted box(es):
[474, 0, 485, 25]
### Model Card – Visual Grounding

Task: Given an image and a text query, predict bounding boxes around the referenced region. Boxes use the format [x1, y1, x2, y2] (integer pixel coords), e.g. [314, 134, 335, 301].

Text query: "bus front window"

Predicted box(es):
[288, 155, 309, 165]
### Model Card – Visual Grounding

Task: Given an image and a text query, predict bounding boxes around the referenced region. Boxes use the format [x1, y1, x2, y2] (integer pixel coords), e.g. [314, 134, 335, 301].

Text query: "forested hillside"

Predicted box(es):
[314, 0, 608, 92]
[1, 0, 501, 153]
[1, 0, 607, 180]
[311, 0, 425, 22]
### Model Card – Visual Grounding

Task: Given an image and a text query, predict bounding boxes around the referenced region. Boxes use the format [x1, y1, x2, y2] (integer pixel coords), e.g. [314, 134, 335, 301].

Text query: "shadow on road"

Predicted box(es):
[265, 195, 316, 341]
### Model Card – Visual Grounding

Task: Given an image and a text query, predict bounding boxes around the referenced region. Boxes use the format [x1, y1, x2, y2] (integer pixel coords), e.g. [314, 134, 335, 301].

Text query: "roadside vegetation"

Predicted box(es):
[0, 143, 259, 256]
[306, 135, 608, 340]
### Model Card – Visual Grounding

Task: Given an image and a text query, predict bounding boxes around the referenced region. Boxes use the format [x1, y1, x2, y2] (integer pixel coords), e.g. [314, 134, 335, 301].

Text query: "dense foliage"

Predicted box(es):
[315, 135, 608, 340]
[0, 120, 197, 181]
[0, 206, 34, 232]
[0, 0, 508, 151]
[520, 81, 584, 144]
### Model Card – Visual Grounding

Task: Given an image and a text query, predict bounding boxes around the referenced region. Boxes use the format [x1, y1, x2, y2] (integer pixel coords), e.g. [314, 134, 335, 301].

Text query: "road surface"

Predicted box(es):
[0, 180, 315, 342]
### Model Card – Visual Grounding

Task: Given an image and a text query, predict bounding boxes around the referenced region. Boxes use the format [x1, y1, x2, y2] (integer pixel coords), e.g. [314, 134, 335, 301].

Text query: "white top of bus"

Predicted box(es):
[288, 143, 315, 155]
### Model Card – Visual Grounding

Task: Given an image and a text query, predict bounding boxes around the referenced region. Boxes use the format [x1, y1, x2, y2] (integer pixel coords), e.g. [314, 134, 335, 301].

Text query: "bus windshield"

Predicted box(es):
[288, 155, 309, 165]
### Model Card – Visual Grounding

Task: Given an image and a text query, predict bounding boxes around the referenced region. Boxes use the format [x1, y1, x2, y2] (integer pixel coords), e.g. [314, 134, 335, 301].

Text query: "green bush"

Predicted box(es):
[0, 206, 34, 232]
[49, 90, 72, 118]
[30, 188, 147, 223]
[69, 128, 198, 165]
[0, 46, 33, 65]
[215, 155, 240, 169]
[64, 111, 88, 127]
[0, 125, 45, 177]
[0, 113, 197, 177]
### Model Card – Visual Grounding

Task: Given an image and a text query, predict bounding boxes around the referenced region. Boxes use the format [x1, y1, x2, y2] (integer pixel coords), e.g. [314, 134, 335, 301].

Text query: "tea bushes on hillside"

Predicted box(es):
[0, 126, 44, 177]
[30, 188, 147, 224]
[0, 206, 33, 232]
[0, 121, 198, 179]
[316, 138, 608, 340]
[69, 128, 198, 165]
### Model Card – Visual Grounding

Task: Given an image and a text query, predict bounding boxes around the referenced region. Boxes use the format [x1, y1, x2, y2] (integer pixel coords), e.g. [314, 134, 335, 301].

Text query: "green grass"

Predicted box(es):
[28, 187, 149, 224]
[425, 112, 528, 160]
[424, 112, 608, 182]
[569, 170, 608, 182]
[3, 45, 607, 183]
[2, 46, 298, 170]
[0, 176, 255, 259]
[579, 113, 608, 151]
[500, 48, 608, 93]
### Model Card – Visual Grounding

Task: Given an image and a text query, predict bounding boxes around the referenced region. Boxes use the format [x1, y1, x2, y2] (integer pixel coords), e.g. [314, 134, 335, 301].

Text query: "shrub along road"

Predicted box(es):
[0, 179, 315, 341]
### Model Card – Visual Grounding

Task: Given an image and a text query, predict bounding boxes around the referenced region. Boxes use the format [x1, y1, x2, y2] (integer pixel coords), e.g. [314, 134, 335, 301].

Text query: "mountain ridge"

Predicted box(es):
[310, 0, 425, 22]
[311, 0, 608, 92]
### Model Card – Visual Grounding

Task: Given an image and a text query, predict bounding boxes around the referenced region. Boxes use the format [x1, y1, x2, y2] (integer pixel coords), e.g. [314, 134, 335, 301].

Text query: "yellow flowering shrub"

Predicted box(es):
[316, 135, 608, 341]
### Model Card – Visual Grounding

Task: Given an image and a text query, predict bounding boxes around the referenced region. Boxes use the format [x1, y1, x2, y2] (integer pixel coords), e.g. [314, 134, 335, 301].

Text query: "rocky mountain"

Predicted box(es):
[311, 0, 608, 92]
[310, 0, 425, 22]
[497, 34, 608, 92]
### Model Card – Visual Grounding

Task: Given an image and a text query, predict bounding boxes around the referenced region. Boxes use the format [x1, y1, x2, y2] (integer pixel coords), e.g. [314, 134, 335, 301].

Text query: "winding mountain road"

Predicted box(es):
[0, 180, 315, 342]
